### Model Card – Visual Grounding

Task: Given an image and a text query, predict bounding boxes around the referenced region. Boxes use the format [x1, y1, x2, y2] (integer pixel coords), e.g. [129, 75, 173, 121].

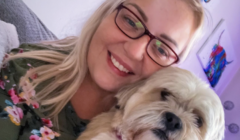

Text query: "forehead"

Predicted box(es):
[125, 0, 195, 53]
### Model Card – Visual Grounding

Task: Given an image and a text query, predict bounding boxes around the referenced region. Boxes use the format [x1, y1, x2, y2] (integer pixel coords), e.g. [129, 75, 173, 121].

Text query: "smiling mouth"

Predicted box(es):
[108, 51, 134, 75]
[152, 129, 168, 140]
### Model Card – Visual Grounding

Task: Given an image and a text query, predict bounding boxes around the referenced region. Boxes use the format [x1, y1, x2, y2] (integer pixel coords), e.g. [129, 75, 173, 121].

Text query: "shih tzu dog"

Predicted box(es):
[78, 67, 225, 140]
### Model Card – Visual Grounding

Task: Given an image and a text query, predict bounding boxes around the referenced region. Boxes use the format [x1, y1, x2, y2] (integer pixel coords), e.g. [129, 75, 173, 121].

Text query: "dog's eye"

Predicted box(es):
[196, 117, 203, 128]
[115, 105, 120, 110]
[161, 90, 170, 101]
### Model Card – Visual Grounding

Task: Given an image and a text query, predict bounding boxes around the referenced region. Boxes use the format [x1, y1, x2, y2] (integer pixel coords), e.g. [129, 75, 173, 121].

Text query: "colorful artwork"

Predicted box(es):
[203, 30, 233, 87]
[203, 0, 211, 3]
[197, 19, 238, 95]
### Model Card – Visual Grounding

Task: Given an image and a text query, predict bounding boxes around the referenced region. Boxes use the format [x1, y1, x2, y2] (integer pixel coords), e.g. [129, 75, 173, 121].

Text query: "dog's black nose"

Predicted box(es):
[165, 112, 182, 131]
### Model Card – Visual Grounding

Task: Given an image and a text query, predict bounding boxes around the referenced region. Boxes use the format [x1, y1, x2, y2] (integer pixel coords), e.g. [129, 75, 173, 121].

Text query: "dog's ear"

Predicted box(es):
[209, 101, 225, 140]
[194, 88, 225, 140]
[115, 80, 145, 109]
[122, 91, 146, 120]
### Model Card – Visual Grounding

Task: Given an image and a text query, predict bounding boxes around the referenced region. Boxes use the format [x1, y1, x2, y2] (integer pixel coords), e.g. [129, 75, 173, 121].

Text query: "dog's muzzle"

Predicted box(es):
[152, 112, 182, 140]
[165, 112, 182, 132]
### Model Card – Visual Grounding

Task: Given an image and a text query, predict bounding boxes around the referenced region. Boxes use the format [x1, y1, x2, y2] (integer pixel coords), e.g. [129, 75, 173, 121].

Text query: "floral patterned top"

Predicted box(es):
[0, 44, 89, 140]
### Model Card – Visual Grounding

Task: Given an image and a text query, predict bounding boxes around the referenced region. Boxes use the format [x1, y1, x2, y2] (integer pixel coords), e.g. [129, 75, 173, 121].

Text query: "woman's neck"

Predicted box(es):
[70, 73, 117, 120]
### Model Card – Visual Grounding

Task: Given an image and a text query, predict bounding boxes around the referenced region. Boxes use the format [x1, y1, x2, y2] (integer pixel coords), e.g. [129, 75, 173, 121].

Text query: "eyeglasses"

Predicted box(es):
[115, 3, 179, 67]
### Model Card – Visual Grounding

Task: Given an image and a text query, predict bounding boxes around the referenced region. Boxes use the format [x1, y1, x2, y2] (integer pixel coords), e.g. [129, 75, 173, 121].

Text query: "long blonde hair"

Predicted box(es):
[4, 0, 204, 121]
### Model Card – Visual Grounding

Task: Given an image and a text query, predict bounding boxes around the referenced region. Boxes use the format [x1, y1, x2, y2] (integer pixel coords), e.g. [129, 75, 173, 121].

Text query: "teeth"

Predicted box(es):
[111, 55, 130, 73]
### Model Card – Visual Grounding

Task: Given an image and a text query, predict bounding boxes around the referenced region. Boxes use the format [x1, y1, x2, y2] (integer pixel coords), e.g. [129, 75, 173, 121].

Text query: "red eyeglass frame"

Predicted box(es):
[115, 3, 180, 67]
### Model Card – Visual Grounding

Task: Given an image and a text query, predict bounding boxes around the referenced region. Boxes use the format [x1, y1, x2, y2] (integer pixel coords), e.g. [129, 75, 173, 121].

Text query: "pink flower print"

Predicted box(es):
[2, 54, 9, 63]
[40, 126, 55, 139]
[29, 135, 40, 140]
[0, 79, 5, 89]
[4, 105, 23, 126]
[18, 48, 24, 53]
[32, 101, 39, 109]
[19, 91, 39, 109]
[42, 118, 53, 128]
[27, 63, 32, 67]
[31, 74, 38, 80]
[22, 80, 36, 97]
[4, 54, 9, 59]
[1, 54, 9, 68]
[26, 68, 38, 80]
[11, 94, 20, 104]
[8, 88, 16, 96]
[20, 80, 39, 108]
[8, 88, 20, 104]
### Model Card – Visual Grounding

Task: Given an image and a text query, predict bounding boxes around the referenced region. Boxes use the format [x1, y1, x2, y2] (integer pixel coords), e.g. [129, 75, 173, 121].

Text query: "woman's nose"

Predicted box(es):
[124, 35, 150, 61]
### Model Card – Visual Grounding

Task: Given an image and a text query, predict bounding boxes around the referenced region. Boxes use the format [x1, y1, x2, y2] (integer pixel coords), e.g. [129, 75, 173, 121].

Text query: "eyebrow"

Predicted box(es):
[125, 3, 177, 48]
[160, 34, 178, 48]
[125, 3, 148, 22]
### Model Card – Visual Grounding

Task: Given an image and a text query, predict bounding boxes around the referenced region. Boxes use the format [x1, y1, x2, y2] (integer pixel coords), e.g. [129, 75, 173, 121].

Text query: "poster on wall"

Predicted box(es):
[201, 0, 221, 11]
[197, 19, 237, 95]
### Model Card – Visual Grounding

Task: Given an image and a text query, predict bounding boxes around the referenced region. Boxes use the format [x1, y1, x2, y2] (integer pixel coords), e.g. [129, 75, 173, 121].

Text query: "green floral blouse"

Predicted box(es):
[0, 44, 89, 140]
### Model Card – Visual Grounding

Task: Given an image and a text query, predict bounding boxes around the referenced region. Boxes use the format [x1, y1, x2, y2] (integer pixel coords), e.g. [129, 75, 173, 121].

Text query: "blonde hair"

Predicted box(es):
[178, 0, 205, 63]
[4, 0, 204, 123]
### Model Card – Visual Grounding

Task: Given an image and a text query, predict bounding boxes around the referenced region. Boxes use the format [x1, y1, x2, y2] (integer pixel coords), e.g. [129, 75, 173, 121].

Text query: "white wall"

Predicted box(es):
[220, 68, 240, 140]
[22, 0, 105, 38]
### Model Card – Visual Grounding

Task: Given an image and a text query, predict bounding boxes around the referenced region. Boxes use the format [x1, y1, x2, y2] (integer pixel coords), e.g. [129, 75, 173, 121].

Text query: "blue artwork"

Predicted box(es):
[203, 0, 211, 3]
[197, 19, 237, 95]
[203, 31, 233, 88]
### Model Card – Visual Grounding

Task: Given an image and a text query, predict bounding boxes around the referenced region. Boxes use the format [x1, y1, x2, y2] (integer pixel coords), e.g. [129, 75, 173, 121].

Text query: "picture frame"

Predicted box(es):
[197, 19, 238, 95]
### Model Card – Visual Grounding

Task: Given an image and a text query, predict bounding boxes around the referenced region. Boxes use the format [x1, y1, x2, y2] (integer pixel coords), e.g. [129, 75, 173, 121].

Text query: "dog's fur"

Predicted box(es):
[78, 67, 225, 140]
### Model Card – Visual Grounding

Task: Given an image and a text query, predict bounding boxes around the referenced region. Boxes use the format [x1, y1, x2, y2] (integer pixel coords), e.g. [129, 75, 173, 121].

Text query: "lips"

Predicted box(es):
[107, 51, 134, 77]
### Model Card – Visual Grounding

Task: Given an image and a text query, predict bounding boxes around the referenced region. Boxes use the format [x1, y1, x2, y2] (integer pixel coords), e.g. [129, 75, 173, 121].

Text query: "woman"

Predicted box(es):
[0, 0, 204, 139]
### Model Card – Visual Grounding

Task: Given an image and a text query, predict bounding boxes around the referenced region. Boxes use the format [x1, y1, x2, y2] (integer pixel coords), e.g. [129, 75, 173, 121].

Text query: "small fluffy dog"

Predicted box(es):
[78, 67, 225, 140]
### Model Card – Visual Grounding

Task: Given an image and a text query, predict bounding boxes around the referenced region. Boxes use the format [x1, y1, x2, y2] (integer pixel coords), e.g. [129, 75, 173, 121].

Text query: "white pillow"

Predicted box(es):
[0, 20, 19, 66]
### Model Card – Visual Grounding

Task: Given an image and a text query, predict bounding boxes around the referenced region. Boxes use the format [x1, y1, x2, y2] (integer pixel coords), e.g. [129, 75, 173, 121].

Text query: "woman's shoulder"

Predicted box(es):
[0, 43, 62, 140]
[0, 43, 81, 140]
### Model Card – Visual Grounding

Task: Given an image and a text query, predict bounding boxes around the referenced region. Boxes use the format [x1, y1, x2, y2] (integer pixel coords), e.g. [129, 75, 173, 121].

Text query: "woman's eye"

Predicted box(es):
[155, 41, 168, 57]
[157, 47, 167, 57]
[124, 17, 136, 27]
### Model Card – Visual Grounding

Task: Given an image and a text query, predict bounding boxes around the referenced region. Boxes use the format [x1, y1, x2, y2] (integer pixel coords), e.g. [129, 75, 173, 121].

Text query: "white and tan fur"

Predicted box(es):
[78, 67, 225, 140]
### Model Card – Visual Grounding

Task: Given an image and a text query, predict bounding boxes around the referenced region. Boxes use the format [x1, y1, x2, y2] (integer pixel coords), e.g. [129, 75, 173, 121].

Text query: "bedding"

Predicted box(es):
[0, 0, 57, 44]
[0, 20, 19, 66]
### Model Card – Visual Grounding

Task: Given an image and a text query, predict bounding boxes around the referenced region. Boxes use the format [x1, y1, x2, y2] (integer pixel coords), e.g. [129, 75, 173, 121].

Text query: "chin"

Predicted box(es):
[92, 72, 122, 92]
[78, 67, 225, 140]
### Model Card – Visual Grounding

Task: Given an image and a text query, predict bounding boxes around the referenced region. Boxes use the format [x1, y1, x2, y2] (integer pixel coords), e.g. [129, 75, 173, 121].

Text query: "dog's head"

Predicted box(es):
[114, 67, 224, 140]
